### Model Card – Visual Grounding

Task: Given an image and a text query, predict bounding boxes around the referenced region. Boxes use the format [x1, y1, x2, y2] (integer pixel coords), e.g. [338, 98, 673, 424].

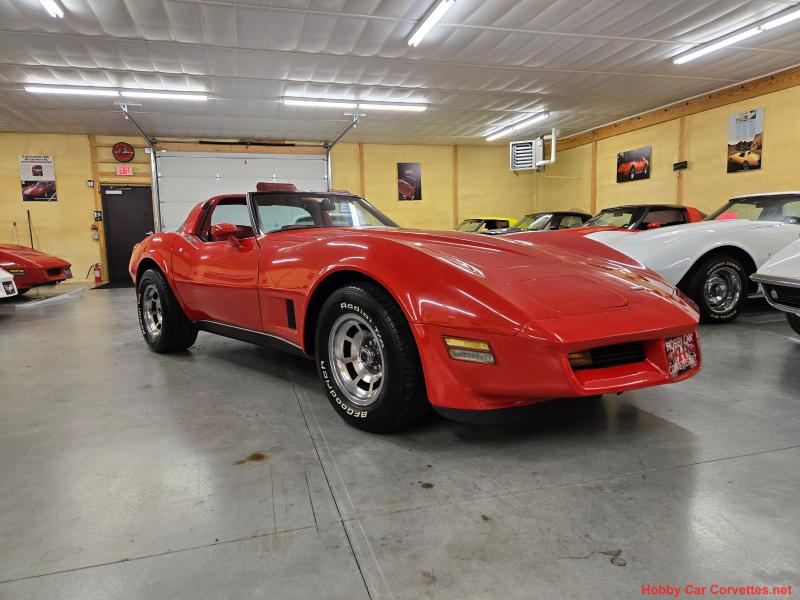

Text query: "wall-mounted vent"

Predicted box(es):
[509, 139, 543, 171]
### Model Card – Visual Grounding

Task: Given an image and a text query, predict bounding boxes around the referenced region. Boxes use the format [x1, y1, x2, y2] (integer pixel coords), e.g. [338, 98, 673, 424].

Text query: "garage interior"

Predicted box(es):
[1, 1, 800, 599]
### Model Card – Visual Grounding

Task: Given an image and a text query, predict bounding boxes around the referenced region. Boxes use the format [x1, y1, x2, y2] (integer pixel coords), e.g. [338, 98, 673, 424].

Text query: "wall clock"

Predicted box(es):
[112, 142, 135, 163]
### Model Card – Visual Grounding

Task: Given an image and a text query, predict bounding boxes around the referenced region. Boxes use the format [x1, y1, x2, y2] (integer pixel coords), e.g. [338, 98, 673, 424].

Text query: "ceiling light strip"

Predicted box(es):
[121, 91, 208, 101]
[408, 0, 456, 47]
[485, 112, 550, 142]
[673, 6, 800, 64]
[25, 85, 119, 97]
[283, 98, 426, 111]
[37, 0, 64, 18]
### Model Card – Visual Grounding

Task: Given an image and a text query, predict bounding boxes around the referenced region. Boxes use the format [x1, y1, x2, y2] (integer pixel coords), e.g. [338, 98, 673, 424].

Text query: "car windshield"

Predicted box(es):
[456, 219, 484, 232]
[516, 214, 552, 231]
[252, 192, 397, 232]
[584, 207, 645, 228]
[706, 195, 800, 223]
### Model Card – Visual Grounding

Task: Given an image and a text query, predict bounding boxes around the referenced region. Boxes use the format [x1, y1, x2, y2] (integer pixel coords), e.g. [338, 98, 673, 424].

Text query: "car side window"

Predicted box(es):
[558, 215, 584, 229]
[782, 200, 800, 220]
[258, 203, 315, 232]
[642, 209, 685, 228]
[199, 200, 255, 241]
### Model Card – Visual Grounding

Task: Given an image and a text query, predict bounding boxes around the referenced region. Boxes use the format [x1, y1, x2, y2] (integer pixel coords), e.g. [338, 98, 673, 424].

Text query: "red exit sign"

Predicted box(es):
[116, 165, 134, 176]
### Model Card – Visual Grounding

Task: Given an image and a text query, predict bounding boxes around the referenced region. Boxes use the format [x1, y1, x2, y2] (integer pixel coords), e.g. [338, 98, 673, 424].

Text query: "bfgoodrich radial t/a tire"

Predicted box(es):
[137, 268, 198, 353]
[683, 254, 747, 323]
[315, 282, 428, 433]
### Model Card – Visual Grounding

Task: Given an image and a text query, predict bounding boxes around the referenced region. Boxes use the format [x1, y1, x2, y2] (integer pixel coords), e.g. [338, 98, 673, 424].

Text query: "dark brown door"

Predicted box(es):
[101, 186, 154, 282]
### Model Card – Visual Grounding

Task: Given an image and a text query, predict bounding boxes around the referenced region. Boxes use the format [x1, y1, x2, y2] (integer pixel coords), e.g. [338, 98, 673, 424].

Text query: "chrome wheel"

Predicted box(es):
[142, 283, 163, 337]
[328, 313, 385, 407]
[704, 267, 742, 315]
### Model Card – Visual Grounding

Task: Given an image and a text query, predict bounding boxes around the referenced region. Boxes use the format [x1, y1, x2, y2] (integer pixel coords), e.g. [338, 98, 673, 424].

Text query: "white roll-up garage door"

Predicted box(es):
[155, 151, 328, 231]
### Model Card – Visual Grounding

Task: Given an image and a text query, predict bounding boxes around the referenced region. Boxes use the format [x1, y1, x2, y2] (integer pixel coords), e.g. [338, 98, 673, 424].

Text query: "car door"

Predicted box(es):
[171, 195, 262, 330]
[251, 193, 322, 348]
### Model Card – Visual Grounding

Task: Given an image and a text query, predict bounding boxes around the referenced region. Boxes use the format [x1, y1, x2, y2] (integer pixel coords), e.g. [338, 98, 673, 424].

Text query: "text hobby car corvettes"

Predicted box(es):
[752, 238, 800, 335]
[587, 193, 800, 323]
[129, 185, 701, 432]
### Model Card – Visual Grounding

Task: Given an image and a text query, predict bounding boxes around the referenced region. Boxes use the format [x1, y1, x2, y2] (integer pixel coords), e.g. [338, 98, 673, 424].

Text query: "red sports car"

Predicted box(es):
[576, 204, 705, 235]
[617, 156, 649, 180]
[22, 181, 56, 199]
[0, 245, 73, 293]
[129, 184, 701, 432]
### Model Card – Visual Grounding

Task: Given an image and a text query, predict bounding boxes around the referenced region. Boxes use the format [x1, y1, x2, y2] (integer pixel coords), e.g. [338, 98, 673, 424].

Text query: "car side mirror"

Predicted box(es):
[646, 222, 662, 230]
[210, 223, 241, 247]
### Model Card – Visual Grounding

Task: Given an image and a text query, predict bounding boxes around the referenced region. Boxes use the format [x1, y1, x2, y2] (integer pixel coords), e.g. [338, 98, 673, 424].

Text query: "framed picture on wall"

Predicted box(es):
[19, 155, 57, 201]
[397, 162, 422, 200]
[727, 108, 763, 173]
[616, 146, 651, 183]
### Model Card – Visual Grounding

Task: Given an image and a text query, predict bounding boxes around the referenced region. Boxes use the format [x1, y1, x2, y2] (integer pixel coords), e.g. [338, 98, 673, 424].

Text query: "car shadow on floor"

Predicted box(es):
[195, 337, 696, 451]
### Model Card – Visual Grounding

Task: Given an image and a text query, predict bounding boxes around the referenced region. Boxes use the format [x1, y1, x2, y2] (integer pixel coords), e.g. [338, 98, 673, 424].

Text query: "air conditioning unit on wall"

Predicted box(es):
[509, 138, 544, 171]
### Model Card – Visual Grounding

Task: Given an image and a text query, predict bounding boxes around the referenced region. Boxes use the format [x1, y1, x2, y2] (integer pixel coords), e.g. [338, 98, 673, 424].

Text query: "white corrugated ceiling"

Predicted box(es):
[0, 0, 799, 144]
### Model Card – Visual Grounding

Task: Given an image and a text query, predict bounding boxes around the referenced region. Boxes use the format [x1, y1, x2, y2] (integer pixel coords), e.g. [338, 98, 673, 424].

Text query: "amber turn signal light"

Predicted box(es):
[568, 351, 593, 368]
[443, 336, 496, 364]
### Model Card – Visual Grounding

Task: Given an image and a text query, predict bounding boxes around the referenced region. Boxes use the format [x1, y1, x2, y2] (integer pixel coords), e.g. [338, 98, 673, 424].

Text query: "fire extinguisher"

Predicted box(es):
[87, 263, 103, 284]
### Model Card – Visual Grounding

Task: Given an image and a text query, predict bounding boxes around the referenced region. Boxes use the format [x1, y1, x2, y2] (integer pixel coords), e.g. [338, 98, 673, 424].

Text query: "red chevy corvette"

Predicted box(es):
[129, 184, 701, 432]
[617, 156, 649, 180]
[0, 244, 72, 293]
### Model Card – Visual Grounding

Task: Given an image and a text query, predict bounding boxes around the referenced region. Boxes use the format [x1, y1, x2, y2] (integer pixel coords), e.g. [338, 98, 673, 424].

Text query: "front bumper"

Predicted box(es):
[412, 310, 700, 412]
[752, 275, 800, 316]
[11, 265, 72, 290]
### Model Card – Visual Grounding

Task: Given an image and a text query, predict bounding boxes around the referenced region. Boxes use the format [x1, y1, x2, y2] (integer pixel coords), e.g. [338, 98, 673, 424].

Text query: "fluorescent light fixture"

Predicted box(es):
[485, 112, 549, 142]
[408, 0, 456, 47]
[121, 91, 208, 101]
[357, 102, 427, 112]
[37, 0, 64, 18]
[673, 6, 800, 64]
[25, 85, 119, 97]
[283, 97, 427, 111]
[283, 98, 358, 109]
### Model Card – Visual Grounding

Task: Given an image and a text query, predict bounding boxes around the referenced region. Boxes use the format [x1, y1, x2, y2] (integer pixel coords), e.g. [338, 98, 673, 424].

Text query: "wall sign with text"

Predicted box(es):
[19, 155, 57, 202]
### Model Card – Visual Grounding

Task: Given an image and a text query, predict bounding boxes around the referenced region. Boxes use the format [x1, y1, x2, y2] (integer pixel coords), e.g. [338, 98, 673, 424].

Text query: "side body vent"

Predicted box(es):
[509, 139, 543, 171]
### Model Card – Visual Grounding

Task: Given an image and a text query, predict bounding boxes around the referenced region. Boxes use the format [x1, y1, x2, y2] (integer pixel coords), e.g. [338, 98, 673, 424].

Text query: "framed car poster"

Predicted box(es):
[616, 146, 651, 183]
[727, 107, 763, 173]
[20, 155, 57, 201]
[397, 162, 422, 200]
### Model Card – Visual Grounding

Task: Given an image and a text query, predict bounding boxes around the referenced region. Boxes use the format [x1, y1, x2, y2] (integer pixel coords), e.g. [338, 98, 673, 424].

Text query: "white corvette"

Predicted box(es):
[752, 238, 800, 335]
[1, 267, 18, 299]
[587, 193, 800, 323]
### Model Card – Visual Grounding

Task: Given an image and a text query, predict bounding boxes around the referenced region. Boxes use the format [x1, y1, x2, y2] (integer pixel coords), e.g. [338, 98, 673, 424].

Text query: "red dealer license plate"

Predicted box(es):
[665, 334, 698, 377]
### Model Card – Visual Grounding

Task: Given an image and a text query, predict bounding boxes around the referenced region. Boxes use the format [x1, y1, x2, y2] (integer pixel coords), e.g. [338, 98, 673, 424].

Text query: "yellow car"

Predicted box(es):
[455, 217, 518, 233]
[728, 150, 760, 171]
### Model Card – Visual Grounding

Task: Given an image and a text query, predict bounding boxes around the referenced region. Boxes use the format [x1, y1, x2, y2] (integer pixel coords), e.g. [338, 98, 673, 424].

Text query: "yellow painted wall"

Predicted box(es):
[684, 86, 800, 214]
[536, 83, 800, 216]
[533, 144, 593, 213]
[331, 142, 536, 229]
[596, 120, 680, 209]
[0, 133, 101, 277]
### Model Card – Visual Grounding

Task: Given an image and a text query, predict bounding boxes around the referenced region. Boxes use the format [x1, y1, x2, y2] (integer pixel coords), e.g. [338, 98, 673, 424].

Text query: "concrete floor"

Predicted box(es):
[1, 287, 798, 599]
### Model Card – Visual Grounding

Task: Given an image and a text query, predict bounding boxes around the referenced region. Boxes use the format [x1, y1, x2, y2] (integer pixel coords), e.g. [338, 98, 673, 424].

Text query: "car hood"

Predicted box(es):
[587, 219, 782, 258]
[0, 244, 71, 269]
[296, 227, 688, 320]
[754, 238, 800, 281]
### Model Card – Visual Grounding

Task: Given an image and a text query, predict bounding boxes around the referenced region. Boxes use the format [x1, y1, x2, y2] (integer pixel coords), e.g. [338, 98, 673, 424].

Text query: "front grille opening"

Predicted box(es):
[764, 284, 800, 310]
[46, 268, 63, 276]
[570, 342, 646, 371]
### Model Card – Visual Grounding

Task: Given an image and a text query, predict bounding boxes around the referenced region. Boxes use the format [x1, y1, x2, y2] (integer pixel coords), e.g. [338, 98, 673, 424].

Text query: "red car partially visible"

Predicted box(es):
[22, 181, 56, 199]
[617, 156, 649, 180]
[0, 245, 72, 293]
